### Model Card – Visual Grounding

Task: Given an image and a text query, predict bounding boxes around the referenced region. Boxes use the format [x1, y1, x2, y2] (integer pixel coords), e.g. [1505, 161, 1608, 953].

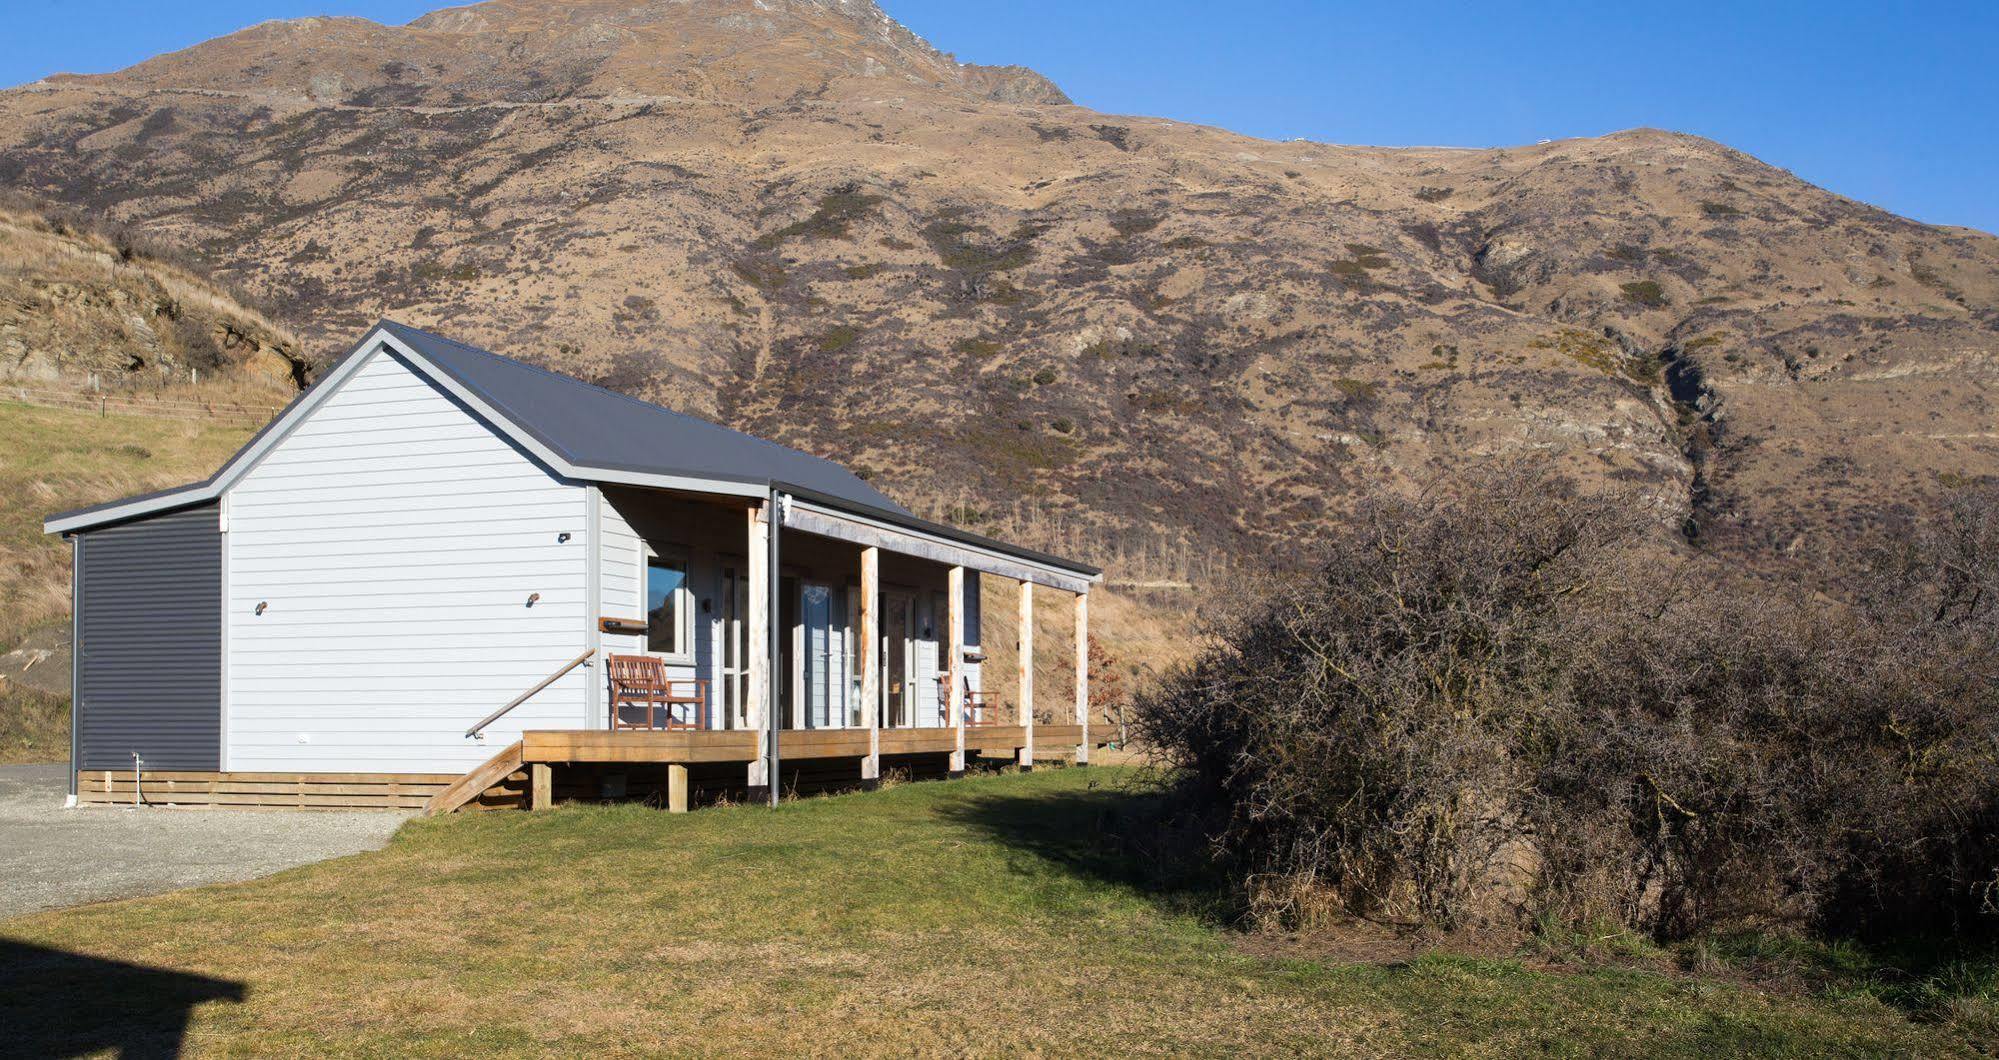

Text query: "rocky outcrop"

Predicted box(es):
[0, 204, 305, 386]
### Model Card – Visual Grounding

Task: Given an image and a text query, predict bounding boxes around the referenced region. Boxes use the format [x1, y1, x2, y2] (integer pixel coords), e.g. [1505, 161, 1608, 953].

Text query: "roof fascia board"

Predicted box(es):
[779, 485, 1101, 580]
[782, 495, 1097, 593]
[44, 485, 210, 536]
[574, 464, 768, 498]
[48, 326, 786, 535]
[43, 329, 396, 535]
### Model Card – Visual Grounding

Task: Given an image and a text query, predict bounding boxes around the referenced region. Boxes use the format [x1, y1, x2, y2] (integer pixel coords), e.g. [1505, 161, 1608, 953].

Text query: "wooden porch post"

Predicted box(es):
[529, 763, 552, 811]
[859, 546, 880, 782]
[747, 503, 770, 793]
[1075, 591, 1090, 765]
[1017, 579, 1034, 768]
[667, 764, 689, 813]
[948, 565, 966, 774]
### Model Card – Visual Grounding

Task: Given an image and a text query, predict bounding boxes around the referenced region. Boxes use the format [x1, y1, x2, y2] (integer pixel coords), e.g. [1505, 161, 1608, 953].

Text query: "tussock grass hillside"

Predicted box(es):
[2, 768, 1991, 1056]
[0, 401, 255, 652]
[0, 401, 257, 761]
[0, 687, 66, 765]
[976, 574, 1191, 730]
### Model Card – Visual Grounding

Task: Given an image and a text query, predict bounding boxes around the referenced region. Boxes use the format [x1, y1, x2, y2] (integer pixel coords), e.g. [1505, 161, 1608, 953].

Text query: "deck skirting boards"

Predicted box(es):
[74, 769, 520, 811]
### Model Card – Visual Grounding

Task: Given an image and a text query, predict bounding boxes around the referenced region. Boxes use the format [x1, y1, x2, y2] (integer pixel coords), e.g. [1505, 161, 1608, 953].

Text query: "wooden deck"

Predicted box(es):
[521, 724, 1104, 765]
[522, 729, 759, 764]
[421, 724, 1119, 815]
[82, 731, 1118, 815]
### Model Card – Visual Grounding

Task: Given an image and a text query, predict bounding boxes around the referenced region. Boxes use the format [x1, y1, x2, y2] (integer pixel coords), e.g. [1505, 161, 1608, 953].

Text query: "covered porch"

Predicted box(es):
[427, 484, 1104, 814]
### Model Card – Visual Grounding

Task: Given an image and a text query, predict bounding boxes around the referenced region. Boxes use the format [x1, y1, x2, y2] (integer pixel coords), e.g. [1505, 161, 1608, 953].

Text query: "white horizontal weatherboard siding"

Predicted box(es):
[225, 347, 588, 773]
[596, 494, 726, 726]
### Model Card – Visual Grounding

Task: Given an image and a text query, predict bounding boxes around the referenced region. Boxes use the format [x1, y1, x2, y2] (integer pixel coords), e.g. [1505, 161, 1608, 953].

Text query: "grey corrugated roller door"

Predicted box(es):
[75, 503, 222, 771]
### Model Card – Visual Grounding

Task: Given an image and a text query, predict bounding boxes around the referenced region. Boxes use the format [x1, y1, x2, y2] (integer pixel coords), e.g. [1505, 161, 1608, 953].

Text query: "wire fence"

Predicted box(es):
[2, 385, 285, 428]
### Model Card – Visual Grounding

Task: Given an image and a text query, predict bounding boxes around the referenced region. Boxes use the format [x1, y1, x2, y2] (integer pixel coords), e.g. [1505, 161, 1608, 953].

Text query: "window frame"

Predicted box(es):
[640, 544, 696, 666]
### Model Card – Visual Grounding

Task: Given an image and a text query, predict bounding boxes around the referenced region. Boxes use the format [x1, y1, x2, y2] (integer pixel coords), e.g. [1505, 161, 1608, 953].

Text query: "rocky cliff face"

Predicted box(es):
[0, 0, 1992, 570]
[0, 201, 304, 386]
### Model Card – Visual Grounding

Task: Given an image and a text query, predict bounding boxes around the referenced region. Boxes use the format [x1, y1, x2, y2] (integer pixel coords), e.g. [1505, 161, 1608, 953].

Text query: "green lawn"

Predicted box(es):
[1, 767, 1988, 1056]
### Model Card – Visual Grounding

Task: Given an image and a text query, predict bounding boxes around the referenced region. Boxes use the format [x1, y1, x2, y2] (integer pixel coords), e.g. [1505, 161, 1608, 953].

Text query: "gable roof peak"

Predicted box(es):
[374, 319, 910, 515]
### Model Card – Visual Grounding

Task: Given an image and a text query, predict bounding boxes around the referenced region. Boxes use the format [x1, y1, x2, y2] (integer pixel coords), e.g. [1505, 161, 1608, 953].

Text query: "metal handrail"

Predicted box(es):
[465, 648, 597, 738]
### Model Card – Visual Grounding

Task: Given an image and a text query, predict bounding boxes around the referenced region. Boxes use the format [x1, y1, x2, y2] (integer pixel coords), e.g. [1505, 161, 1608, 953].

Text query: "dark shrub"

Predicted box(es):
[1133, 464, 1999, 939]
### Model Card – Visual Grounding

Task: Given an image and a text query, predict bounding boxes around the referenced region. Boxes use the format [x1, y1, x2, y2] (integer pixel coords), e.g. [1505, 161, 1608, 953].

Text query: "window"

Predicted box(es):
[645, 551, 694, 662]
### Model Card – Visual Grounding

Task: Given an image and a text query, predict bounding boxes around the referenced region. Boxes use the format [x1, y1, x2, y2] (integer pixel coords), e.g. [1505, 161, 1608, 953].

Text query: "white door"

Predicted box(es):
[882, 591, 915, 727]
[914, 593, 940, 727]
[719, 564, 747, 729]
[799, 582, 852, 729]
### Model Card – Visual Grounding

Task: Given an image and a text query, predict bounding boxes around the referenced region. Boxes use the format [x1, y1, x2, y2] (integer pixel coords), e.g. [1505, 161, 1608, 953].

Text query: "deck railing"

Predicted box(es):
[935, 676, 1004, 726]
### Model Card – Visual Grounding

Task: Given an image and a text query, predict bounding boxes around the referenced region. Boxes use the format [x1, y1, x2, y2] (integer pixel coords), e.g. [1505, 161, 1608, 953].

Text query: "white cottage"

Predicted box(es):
[48, 321, 1105, 812]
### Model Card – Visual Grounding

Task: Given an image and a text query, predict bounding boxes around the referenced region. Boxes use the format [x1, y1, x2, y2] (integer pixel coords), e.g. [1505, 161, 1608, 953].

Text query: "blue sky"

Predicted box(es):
[3, 0, 1994, 234]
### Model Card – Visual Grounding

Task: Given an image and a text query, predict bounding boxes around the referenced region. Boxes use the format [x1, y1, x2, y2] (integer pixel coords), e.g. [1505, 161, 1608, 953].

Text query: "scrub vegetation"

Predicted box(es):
[3, 766, 1992, 1055]
[1134, 463, 1999, 1036]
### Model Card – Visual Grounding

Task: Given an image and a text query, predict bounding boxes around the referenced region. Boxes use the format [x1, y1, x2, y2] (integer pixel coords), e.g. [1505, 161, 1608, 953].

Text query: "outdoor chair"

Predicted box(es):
[606, 654, 708, 730]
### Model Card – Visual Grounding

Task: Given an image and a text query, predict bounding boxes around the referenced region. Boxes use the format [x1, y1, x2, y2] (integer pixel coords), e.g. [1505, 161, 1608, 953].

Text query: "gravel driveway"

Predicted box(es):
[0, 764, 408, 920]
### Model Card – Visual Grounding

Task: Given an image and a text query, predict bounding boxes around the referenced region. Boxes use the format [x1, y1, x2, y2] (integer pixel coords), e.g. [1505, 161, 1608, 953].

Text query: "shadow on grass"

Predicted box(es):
[938, 771, 1236, 920]
[1698, 929, 1999, 1024]
[0, 938, 245, 1058]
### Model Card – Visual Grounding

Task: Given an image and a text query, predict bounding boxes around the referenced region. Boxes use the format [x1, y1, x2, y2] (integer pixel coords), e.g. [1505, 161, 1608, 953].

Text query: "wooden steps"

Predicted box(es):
[421, 741, 525, 817]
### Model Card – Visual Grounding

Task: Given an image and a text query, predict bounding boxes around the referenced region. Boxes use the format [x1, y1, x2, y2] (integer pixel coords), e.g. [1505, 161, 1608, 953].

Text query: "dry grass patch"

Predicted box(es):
[0, 400, 256, 760]
[0, 768, 1981, 1056]
[0, 401, 254, 651]
[0, 687, 67, 764]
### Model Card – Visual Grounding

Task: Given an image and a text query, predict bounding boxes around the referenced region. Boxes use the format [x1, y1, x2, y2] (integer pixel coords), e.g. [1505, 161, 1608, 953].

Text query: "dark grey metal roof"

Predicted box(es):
[378, 321, 910, 516]
[46, 321, 1097, 578]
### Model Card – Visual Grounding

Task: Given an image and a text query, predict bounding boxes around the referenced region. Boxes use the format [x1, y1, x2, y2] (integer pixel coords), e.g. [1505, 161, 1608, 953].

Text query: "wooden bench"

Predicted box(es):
[607, 654, 708, 730]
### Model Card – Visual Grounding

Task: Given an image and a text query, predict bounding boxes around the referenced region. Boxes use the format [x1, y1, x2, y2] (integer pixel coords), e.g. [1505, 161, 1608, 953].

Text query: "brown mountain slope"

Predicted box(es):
[0, 0, 1993, 571]
[61, 0, 1066, 107]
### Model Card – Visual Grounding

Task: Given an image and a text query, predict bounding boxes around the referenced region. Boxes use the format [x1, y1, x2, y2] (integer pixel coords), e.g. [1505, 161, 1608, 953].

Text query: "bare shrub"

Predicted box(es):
[1134, 464, 1999, 940]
